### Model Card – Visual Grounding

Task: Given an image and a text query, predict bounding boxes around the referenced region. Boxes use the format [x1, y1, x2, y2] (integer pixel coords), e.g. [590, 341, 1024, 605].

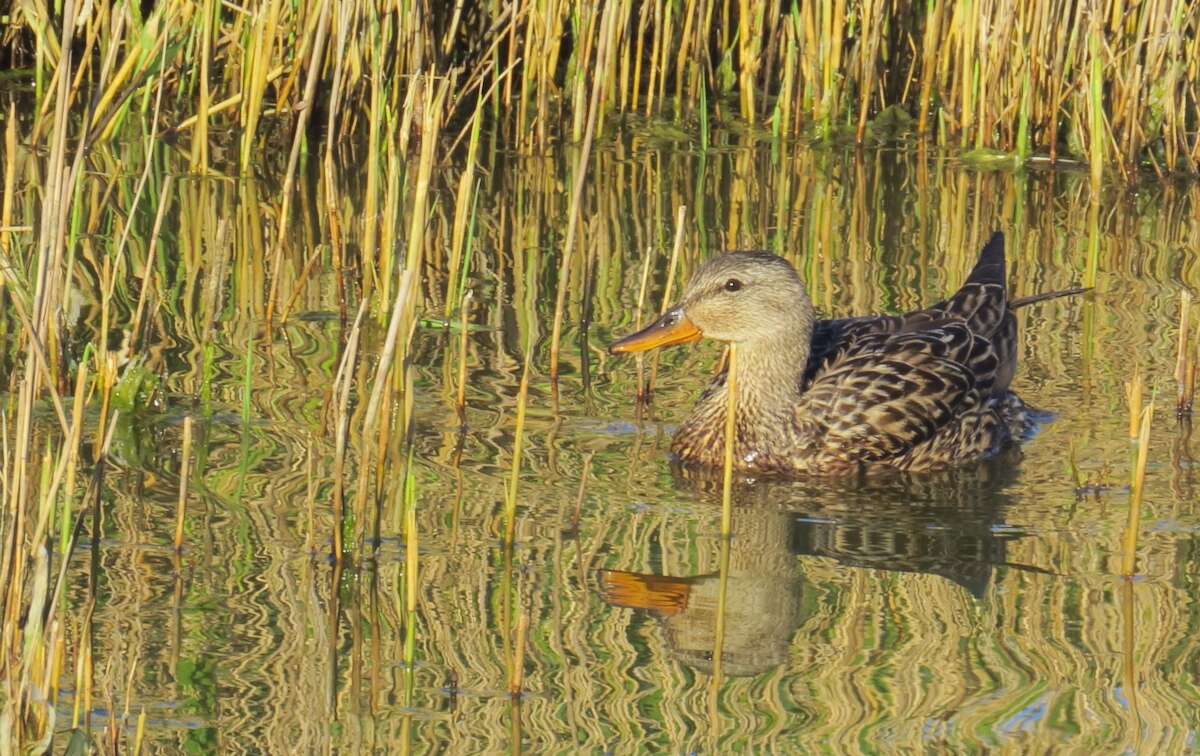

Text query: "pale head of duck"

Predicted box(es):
[610, 251, 816, 354]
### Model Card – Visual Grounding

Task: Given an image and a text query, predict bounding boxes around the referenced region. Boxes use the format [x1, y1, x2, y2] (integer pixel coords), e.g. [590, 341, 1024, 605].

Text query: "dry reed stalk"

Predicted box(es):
[504, 342, 534, 545]
[172, 67, 287, 133]
[405, 468, 418, 616]
[173, 416, 194, 552]
[239, 0, 284, 169]
[134, 706, 147, 755]
[264, 0, 333, 327]
[445, 103, 484, 317]
[1121, 401, 1153, 577]
[129, 173, 175, 352]
[647, 205, 687, 397]
[1, 102, 16, 256]
[58, 360, 89, 557]
[720, 344, 737, 537]
[1175, 292, 1194, 415]
[633, 251, 654, 402]
[191, 0, 214, 173]
[455, 291, 473, 425]
[548, 1, 616, 386]
[331, 300, 369, 561]
[1087, 15, 1106, 188]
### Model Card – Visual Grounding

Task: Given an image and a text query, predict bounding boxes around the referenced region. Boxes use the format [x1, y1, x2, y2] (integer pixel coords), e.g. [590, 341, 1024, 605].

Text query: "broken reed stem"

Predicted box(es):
[720, 344, 737, 538]
[504, 343, 534, 545]
[173, 416, 193, 552]
[1121, 401, 1153, 577]
[633, 250, 653, 402]
[456, 291, 473, 426]
[1126, 370, 1143, 439]
[508, 611, 529, 697]
[648, 205, 687, 397]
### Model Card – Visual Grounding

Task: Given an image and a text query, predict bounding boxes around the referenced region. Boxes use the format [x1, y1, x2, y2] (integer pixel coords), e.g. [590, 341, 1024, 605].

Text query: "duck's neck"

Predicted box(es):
[673, 324, 813, 469]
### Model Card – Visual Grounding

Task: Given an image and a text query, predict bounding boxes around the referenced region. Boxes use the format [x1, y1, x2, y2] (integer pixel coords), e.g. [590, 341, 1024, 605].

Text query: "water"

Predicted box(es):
[44, 134, 1200, 751]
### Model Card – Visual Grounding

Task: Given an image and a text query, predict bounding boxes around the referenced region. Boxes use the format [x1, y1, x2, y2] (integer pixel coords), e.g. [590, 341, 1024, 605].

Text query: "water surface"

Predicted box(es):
[50, 134, 1200, 752]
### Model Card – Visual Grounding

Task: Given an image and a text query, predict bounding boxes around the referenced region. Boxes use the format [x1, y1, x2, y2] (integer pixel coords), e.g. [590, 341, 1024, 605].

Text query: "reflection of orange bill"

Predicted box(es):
[609, 309, 700, 354]
[598, 570, 691, 616]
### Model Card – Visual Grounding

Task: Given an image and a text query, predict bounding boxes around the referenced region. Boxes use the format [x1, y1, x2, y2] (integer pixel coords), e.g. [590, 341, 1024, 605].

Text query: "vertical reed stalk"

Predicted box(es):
[549, 1, 615, 385]
[648, 205, 686, 397]
[1121, 402, 1152, 577]
[129, 174, 174, 352]
[173, 416, 193, 552]
[331, 301, 369, 561]
[264, 0, 333, 327]
[455, 291, 473, 426]
[720, 345, 737, 537]
[1175, 292, 1193, 415]
[504, 342, 533, 545]
[633, 251, 653, 402]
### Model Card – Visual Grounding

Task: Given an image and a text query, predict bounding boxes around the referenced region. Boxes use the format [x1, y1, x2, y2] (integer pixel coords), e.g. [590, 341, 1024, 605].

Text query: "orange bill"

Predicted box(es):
[597, 569, 691, 616]
[609, 307, 701, 354]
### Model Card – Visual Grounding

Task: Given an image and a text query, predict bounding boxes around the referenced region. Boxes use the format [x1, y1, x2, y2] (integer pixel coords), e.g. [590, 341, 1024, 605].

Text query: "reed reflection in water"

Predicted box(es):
[31, 132, 1200, 752]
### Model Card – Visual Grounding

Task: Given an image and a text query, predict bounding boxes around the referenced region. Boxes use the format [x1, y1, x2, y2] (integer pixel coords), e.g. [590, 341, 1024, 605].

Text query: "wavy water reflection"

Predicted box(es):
[41, 133, 1200, 752]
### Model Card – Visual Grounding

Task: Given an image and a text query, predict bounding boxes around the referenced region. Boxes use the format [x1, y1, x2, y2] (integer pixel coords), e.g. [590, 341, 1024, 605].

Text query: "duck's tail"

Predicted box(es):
[1010, 287, 1091, 309]
[964, 231, 1007, 288]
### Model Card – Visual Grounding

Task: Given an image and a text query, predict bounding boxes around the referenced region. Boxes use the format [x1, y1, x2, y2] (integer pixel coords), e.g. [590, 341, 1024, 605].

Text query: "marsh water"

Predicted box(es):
[31, 131, 1200, 752]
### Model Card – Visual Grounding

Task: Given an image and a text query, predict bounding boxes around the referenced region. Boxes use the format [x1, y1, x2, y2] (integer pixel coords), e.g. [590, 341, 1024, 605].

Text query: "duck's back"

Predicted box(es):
[803, 232, 1016, 393]
[791, 233, 1019, 472]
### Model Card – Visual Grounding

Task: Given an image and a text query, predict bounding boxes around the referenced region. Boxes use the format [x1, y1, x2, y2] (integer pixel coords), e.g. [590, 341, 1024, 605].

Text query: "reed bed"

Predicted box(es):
[2, 0, 1198, 184]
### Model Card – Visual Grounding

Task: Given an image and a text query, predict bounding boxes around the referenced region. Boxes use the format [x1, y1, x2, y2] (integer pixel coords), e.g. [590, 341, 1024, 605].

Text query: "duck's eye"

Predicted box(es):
[724, 278, 743, 292]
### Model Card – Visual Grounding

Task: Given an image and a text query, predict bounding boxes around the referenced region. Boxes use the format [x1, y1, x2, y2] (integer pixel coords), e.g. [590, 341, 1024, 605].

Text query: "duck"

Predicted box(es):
[609, 232, 1085, 475]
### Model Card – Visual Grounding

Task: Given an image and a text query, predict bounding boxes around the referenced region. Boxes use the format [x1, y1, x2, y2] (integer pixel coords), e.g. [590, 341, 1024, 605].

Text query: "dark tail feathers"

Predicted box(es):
[968, 231, 1090, 307]
[965, 231, 1006, 287]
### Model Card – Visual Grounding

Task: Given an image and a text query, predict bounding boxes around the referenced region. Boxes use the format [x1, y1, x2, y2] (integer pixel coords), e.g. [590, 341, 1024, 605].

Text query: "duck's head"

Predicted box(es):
[610, 251, 815, 354]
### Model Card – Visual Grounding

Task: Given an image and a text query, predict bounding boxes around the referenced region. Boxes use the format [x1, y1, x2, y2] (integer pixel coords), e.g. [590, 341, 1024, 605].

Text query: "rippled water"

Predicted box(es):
[52, 135, 1200, 752]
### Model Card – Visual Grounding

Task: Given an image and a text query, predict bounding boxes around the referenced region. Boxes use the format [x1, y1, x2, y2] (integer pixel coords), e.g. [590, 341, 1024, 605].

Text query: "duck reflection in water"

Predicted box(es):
[598, 455, 1049, 677]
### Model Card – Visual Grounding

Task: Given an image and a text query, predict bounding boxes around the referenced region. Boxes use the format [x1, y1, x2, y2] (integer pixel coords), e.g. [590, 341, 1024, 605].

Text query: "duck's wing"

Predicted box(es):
[796, 322, 1001, 464]
[805, 232, 1012, 391]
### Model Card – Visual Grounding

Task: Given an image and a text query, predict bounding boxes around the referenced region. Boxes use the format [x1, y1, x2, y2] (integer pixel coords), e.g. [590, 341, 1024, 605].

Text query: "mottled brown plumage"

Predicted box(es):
[610, 232, 1084, 476]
